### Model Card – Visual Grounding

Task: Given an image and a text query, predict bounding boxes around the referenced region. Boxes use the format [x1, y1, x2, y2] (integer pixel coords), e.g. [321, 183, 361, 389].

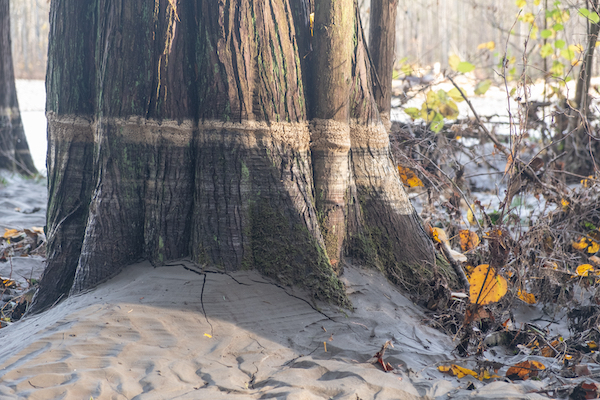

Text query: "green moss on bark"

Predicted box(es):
[249, 199, 350, 308]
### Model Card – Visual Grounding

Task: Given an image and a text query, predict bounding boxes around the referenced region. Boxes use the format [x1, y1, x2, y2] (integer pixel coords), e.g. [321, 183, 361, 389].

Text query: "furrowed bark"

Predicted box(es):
[33, 0, 436, 314]
[0, 0, 37, 175]
[347, 15, 435, 283]
[369, 0, 399, 131]
[32, 0, 349, 313]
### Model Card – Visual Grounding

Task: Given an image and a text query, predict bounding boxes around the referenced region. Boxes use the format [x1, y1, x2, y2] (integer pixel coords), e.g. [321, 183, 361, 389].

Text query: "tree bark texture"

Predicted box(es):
[32, 0, 435, 313]
[369, 0, 398, 131]
[0, 0, 37, 175]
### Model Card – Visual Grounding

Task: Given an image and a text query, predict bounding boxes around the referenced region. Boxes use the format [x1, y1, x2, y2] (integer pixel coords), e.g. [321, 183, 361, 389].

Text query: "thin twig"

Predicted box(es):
[415, 150, 483, 232]
[446, 75, 510, 158]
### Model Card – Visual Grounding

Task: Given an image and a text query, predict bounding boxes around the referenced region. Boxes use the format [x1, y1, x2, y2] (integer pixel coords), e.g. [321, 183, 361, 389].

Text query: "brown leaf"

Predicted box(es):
[528, 157, 544, 172]
[506, 360, 545, 380]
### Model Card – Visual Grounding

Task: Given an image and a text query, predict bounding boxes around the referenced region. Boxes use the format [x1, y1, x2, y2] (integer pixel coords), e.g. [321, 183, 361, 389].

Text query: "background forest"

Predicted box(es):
[11, 0, 600, 80]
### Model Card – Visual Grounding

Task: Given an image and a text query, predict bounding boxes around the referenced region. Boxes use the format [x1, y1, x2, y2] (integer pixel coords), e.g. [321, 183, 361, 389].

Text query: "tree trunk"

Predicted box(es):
[369, 0, 398, 131]
[563, 0, 600, 178]
[31, 0, 434, 313]
[0, 0, 37, 175]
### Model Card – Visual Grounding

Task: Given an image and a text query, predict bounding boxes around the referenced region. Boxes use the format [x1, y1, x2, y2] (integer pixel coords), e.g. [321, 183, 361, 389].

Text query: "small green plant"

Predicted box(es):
[403, 54, 492, 133]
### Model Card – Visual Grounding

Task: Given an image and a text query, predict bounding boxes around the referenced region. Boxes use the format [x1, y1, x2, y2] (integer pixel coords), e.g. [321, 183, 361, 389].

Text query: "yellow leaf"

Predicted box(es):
[479, 369, 501, 380]
[517, 288, 536, 304]
[448, 54, 461, 71]
[447, 87, 465, 103]
[573, 237, 589, 250]
[3, 229, 21, 239]
[469, 264, 508, 305]
[516, 0, 527, 8]
[587, 341, 598, 350]
[459, 230, 480, 252]
[467, 205, 477, 226]
[576, 264, 594, 276]
[204, 333, 212, 338]
[588, 240, 600, 253]
[439, 364, 478, 379]
[397, 166, 423, 187]
[464, 264, 476, 276]
[530, 360, 545, 370]
[430, 227, 448, 244]
[561, 199, 569, 210]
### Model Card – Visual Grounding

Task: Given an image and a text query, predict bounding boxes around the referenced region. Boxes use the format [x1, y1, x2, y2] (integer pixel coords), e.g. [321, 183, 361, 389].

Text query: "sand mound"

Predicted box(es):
[0, 259, 549, 399]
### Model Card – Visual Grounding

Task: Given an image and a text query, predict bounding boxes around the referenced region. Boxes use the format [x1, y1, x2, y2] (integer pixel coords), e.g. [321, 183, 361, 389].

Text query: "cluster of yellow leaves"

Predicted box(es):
[397, 166, 423, 188]
[572, 231, 600, 254]
[1, 278, 16, 289]
[438, 364, 499, 380]
[581, 175, 596, 188]
[516, 0, 541, 8]
[477, 41, 495, 51]
[468, 264, 508, 305]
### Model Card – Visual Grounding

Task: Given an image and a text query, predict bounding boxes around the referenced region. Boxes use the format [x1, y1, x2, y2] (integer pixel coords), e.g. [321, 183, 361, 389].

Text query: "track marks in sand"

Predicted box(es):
[0, 262, 458, 399]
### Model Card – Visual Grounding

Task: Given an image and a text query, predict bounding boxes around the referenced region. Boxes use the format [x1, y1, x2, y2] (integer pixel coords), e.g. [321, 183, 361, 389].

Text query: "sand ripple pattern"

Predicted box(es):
[0, 262, 545, 399]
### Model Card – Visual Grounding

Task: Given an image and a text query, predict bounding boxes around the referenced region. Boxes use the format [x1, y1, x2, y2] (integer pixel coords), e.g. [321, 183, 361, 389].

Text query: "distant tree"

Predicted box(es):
[565, 0, 600, 177]
[31, 0, 435, 313]
[369, 0, 399, 130]
[0, 0, 37, 175]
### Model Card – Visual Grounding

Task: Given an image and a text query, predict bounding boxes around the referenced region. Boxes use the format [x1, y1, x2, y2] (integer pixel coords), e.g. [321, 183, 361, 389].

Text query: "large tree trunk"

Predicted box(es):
[31, 0, 434, 313]
[0, 0, 37, 175]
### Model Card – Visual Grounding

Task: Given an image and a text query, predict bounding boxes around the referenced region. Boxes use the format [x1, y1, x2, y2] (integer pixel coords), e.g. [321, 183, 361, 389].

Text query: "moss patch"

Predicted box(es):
[348, 195, 460, 296]
[249, 199, 350, 308]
